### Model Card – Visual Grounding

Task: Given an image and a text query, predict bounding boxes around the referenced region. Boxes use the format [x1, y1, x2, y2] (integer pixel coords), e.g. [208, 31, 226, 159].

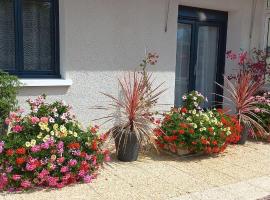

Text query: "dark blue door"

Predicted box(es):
[175, 6, 228, 108]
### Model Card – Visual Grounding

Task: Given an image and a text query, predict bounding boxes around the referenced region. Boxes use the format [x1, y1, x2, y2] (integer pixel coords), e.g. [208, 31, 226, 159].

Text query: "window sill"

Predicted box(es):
[20, 79, 73, 87]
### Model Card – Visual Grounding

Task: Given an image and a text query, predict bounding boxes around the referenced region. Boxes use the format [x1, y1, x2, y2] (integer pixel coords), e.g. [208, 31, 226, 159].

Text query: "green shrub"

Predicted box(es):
[0, 71, 21, 133]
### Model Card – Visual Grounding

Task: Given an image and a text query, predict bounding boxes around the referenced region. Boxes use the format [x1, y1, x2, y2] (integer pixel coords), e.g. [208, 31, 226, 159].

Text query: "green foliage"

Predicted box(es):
[0, 71, 21, 133]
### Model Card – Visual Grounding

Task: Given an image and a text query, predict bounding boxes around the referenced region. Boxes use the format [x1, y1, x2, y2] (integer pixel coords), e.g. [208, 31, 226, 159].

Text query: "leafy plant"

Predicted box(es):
[0, 71, 21, 133]
[97, 72, 165, 149]
[155, 91, 239, 154]
[0, 95, 109, 191]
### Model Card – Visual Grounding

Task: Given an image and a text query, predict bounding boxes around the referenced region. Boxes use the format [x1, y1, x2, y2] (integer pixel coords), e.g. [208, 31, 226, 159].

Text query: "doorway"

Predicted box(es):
[175, 6, 228, 107]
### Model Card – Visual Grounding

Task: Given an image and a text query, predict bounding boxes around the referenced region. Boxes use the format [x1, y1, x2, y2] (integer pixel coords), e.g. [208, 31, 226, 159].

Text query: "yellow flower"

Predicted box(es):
[73, 132, 78, 137]
[30, 139, 36, 146]
[25, 142, 31, 147]
[59, 125, 67, 133]
[50, 131, 55, 136]
[51, 154, 57, 161]
[37, 132, 43, 139]
[45, 127, 50, 132]
[53, 124, 59, 130]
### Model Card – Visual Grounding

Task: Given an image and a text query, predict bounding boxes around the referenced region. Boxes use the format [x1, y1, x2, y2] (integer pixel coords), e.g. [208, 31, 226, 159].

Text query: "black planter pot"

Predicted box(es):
[114, 132, 139, 162]
[238, 125, 249, 145]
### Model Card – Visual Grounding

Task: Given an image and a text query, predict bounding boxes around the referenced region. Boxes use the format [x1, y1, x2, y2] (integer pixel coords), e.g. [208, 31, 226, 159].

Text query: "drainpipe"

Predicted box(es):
[165, 0, 171, 32]
[248, 0, 257, 52]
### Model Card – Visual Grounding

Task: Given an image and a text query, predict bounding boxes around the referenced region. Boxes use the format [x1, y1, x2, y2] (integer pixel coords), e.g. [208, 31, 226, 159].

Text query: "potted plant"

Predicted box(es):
[98, 72, 165, 162]
[217, 70, 268, 144]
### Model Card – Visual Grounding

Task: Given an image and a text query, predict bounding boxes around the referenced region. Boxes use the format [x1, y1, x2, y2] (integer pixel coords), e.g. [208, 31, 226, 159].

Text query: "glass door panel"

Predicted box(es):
[175, 23, 192, 106]
[195, 26, 219, 107]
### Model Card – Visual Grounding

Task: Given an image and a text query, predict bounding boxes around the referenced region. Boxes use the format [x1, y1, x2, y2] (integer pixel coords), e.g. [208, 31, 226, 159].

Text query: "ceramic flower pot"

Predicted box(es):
[114, 132, 139, 162]
[238, 125, 249, 145]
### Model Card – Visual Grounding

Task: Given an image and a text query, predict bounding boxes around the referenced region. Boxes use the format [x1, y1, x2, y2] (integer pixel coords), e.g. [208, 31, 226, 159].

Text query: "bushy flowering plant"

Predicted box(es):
[249, 92, 270, 141]
[0, 95, 110, 191]
[226, 48, 270, 82]
[155, 91, 241, 154]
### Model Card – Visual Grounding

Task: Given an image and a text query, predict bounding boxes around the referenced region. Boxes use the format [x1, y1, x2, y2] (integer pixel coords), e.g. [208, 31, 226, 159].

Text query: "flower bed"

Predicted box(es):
[155, 91, 242, 155]
[0, 95, 110, 191]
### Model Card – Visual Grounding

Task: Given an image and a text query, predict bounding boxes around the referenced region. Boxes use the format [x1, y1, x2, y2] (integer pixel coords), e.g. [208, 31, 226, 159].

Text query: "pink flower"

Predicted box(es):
[0, 141, 4, 154]
[26, 163, 37, 171]
[30, 116, 40, 124]
[31, 145, 41, 153]
[0, 173, 8, 190]
[57, 157, 65, 164]
[12, 175, 22, 181]
[83, 175, 92, 183]
[40, 117, 48, 123]
[12, 125, 23, 133]
[21, 180, 31, 189]
[4, 118, 11, 125]
[38, 169, 49, 179]
[254, 108, 261, 113]
[60, 166, 69, 173]
[68, 159, 77, 167]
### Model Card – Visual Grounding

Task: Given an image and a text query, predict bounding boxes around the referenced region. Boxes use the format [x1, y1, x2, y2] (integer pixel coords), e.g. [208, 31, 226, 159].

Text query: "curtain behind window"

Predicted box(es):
[23, 0, 52, 71]
[0, 0, 15, 70]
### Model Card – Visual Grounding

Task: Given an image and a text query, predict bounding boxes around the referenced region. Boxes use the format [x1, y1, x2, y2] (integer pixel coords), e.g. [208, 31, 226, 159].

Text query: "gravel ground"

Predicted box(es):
[1, 141, 270, 200]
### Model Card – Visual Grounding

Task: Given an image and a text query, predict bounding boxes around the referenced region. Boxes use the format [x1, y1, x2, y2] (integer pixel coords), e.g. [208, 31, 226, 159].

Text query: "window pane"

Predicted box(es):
[175, 23, 191, 106]
[0, 0, 15, 70]
[195, 26, 219, 107]
[23, 0, 53, 71]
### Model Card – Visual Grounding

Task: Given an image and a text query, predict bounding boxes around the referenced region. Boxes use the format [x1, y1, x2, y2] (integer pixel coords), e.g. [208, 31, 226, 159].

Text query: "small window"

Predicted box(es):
[0, 0, 59, 78]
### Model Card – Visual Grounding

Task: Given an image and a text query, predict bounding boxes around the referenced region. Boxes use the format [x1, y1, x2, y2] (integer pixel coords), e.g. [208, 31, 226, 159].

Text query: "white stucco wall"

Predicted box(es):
[17, 0, 265, 127]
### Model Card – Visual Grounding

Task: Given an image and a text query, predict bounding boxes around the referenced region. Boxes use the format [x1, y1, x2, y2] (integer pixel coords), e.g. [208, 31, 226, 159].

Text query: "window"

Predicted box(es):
[0, 0, 59, 78]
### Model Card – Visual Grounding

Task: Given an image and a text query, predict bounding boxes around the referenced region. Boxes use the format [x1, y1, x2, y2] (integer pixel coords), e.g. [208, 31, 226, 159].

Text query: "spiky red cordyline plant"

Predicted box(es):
[95, 72, 165, 149]
[216, 70, 269, 137]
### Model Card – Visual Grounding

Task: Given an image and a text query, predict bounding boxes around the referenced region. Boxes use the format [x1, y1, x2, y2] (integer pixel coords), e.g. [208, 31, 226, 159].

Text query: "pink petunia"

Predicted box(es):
[40, 117, 49, 123]
[21, 180, 31, 189]
[12, 175, 22, 181]
[31, 116, 40, 124]
[12, 125, 23, 133]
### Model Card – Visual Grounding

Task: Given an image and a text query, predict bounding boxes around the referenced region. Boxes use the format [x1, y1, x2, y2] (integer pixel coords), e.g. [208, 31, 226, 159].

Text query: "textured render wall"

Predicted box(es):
[17, 0, 264, 127]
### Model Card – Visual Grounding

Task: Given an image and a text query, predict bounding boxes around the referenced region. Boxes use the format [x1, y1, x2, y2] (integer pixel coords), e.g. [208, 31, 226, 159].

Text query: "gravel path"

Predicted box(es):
[1, 141, 270, 200]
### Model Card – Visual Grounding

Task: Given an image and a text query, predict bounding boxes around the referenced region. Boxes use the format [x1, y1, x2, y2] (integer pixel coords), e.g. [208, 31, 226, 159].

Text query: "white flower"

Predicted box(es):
[182, 95, 187, 100]
[193, 97, 197, 100]
[194, 102, 198, 107]
[192, 110, 196, 115]
[199, 128, 204, 132]
[205, 97, 208, 102]
[25, 142, 31, 147]
[49, 117, 55, 123]
[73, 132, 78, 137]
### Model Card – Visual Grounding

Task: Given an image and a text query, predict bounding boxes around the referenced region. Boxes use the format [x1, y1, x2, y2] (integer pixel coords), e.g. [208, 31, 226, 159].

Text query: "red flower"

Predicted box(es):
[16, 147, 26, 155]
[212, 140, 218, 146]
[181, 107, 188, 113]
[191, 141, 197, 145]
[189, 129, 195, 134]
[6, 149, 14, 156]
[154, 128, 163, 137]
[178, 130, 185, 135]
[179, 123, 188, 129]
[16, 157, 26, 165]
[90, 127, 97, 133]
[91, 141, 98, 151]
[80, 151, 87, 158]
[212, 147, 220, 153]
[67, 143, 80, 149]
[208, 127, 214, 133]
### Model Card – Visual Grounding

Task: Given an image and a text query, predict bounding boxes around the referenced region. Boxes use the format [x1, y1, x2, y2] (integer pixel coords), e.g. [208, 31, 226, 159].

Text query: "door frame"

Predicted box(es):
[175, 6, 228, 107]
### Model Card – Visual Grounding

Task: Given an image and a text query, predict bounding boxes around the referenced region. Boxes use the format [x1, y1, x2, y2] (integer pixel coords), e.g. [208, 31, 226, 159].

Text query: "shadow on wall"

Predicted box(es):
[18, 86, 70, 97]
